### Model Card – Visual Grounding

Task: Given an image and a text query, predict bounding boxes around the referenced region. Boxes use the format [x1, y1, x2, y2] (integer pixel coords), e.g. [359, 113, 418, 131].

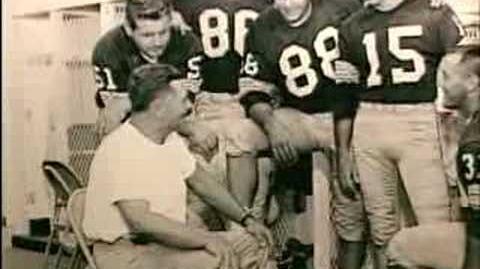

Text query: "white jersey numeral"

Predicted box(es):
[389, 26, 426, 84]
[362, 25, 426, 87]
[280, 45, 318, 97]
[462, 153, 479, 181]
[243, 52, 259, 76]
[199, 8, 229, 58]
[362, 32, 382, 87]
[279, 26, 340, 97]
[313, 26, 340, 80]
[187, 55, 203, 79]
[94, 66, 118, 90]
[199, 8, 259, 58]
[234, 9, 259, 56]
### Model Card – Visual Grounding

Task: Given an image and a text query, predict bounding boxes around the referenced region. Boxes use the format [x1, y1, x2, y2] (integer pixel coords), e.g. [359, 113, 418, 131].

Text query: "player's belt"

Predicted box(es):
[360, 102, 434, 112]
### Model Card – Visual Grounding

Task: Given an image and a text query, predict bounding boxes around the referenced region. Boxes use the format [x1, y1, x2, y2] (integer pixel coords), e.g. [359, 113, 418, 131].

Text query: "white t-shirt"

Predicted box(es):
[83, 122, 196, 243]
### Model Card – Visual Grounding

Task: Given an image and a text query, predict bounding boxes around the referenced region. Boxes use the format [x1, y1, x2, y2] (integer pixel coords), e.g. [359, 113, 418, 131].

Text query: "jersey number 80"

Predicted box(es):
[199, 8, 259, 58]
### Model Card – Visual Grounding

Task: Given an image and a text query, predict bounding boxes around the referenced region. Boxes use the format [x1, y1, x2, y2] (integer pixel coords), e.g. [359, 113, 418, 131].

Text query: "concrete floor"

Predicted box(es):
[2, 227, 66, 269]
[3, 247, 46, 269]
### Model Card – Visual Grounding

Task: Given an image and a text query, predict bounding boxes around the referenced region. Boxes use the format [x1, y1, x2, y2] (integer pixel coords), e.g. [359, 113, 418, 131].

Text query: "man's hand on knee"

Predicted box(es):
[243, 217, 274, 250]
[205, 236, 240, 269]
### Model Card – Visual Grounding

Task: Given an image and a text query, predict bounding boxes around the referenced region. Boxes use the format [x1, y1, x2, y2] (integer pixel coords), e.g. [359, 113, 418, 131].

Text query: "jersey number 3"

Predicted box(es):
[362, 25, 426, 88]
[199, 8, 259, 58]
[461, 153, 480, 181]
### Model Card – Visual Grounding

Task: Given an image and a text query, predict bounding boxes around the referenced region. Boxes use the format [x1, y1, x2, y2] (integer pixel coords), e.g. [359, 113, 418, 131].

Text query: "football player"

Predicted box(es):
[337, 0, 464, 267]
[238, 0, 367, 268]
[171, 0, 274, 224]
[386, 45, 480, 269]
[173, 0, 271, 97]
[93, 0, 204, 139]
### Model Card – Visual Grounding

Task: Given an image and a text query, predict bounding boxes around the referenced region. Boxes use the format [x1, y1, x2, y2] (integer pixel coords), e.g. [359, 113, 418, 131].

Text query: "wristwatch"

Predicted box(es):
[239, 207, 255, 227]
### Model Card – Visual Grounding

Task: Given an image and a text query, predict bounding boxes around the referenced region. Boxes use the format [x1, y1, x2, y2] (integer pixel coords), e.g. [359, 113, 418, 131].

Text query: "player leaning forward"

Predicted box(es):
[172, 0, 274, 224]
[92, 0, 211, 147]
[337, 0, 464, 268]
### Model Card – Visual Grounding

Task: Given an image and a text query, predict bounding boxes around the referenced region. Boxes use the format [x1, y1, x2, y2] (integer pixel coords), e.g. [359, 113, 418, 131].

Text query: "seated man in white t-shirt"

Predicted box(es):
[83, 63, 275, 269]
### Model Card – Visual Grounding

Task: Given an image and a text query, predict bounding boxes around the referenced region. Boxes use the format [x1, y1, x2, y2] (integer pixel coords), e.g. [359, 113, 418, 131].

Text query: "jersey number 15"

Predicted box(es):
[362, 25, 426, 88]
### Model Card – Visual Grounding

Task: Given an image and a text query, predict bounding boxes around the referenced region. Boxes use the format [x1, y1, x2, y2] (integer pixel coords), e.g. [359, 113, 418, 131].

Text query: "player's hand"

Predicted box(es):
[187, 124, 219, 162]
[244, 217, 274, 250]
[95, 96, 131, 138]
[264, 115, 299, 167]
[337, 150, 360, 200]
[171, 10, 192, 35]
[205, 236, 240, 269]
[334, 60, 360, 85]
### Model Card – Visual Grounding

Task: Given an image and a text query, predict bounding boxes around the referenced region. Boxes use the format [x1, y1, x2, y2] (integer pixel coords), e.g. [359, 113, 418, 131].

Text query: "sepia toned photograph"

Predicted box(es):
[2, 0, 480, 268]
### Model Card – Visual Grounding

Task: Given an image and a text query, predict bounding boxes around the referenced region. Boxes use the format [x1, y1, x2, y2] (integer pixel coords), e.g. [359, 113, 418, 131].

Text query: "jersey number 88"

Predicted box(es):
[279, 26, 339, 97]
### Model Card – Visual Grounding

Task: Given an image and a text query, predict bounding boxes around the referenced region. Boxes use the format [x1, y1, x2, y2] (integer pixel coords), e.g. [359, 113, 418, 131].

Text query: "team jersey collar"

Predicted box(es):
[139, 51, 159, 64]
[287, 1, 313, 28]
[368, 0, 409, 13]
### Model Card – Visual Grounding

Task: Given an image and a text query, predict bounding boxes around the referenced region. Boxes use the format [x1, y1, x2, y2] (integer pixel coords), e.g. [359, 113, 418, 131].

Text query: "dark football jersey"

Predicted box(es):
[339, 0, 463, 103]
[245, 0, 361, 113]
[457, 111, 480, 213]
[174, 0, 271, 94]
[92, 26, 202, 108]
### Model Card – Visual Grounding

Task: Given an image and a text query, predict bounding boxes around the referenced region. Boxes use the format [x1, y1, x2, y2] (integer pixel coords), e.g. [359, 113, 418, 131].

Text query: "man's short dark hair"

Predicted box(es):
[126, 0, 173, 30]
[128, 63, 181, 112]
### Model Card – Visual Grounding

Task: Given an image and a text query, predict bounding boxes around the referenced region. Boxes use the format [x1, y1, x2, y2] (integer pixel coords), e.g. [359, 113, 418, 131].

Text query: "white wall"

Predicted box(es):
[3, 0, 102, 232]
[4, 14, 56, 230]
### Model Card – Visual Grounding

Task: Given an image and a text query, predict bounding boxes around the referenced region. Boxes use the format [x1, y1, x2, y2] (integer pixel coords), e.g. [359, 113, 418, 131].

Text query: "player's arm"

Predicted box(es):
[185, 162, 274, 247]
[116, 199, 240, 268]
[242, 86, 301, 165]
[171, 34, 219, 159]
[333, 88, 359, 199]
[240, 27, 300, 165]
[92, 46, 131, 137]
[433, 5, 465, 52]
[244, 98, 301, 165]
[171, 9, 192, 34]
[116, 199, 211, 248]
[333, 24, 361, 198]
